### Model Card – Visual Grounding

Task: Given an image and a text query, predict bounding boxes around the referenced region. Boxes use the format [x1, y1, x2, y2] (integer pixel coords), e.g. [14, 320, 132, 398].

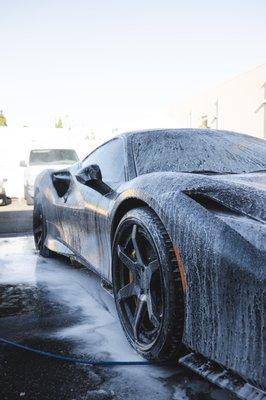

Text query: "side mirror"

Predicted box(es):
[76, 164, 112, 196]
[20, 160, 27, 167]
[76, 164, 102, 185]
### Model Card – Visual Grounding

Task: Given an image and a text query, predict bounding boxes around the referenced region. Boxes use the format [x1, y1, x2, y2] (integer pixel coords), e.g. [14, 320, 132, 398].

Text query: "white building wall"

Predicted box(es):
[176, 64, 266, 139]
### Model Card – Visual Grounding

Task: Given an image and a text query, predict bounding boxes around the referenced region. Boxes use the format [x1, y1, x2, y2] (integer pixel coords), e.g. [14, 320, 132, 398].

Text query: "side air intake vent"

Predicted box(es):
[52, 171, 71, 198]
[185, 192, 241, 216]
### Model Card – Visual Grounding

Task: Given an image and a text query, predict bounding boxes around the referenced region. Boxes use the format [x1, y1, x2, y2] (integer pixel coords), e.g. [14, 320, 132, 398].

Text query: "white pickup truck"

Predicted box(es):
[20, 148, 79, 205]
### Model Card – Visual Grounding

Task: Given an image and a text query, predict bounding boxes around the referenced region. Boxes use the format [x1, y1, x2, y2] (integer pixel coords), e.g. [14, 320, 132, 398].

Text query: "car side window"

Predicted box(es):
[83, 138, 125, 186]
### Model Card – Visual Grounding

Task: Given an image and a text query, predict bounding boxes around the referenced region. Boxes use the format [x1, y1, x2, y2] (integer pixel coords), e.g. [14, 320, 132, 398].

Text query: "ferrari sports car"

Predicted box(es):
[34, 129, 266, 394]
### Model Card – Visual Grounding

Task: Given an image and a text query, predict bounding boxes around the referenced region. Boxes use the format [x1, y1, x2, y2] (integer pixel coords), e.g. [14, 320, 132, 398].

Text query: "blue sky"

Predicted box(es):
[1, 0, 266, 132]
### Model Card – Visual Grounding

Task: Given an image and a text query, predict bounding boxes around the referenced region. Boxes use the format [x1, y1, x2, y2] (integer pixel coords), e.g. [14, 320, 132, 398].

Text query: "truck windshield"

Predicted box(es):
[29, 149, 79, 166]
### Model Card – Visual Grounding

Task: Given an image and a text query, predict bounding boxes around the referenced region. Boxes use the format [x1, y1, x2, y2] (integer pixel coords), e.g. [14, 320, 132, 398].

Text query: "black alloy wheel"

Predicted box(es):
[112, 206, 184, 361]
[33, 204, 52, 257]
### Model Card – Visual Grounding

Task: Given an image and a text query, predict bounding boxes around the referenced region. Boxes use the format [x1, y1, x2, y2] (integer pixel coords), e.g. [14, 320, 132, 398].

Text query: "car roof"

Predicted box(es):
[119, 128, 260, 141]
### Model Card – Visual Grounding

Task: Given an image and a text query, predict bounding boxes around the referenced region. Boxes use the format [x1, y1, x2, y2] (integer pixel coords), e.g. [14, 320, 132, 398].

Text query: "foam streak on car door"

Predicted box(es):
[76, 138, 126, 277]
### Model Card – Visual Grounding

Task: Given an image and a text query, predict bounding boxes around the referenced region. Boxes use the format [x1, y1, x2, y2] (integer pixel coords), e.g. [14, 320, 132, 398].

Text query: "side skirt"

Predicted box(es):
[101, 279, 114, 297]
[45, 235, 75, 256]
[45, 234, 114, 292]
[179, 353, 266, 400]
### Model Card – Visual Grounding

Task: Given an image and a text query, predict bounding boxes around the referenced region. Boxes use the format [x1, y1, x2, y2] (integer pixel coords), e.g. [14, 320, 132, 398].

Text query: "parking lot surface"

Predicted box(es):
[0, 199, 33, 235]
[0, 233, 239, 400]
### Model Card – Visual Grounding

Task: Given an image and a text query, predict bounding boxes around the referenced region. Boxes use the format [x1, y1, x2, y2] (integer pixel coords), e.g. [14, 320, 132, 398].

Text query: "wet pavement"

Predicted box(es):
[0, 236, 238, 400]
[0, 199, 33, 235]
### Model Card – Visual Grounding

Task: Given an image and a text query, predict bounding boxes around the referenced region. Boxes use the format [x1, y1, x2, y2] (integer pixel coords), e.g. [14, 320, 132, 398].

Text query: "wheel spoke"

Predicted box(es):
[143, 259, 160, 290]
[36, 232, 42, 247]
[133, 297, 145, 340]
[147, 259, 159, 275]
[146, 293, 160, 328]
[117, 245, 137, 273]
[131, 225, 144, 265]
[116, 221, 163, 346]
[117, 282, 136, 302]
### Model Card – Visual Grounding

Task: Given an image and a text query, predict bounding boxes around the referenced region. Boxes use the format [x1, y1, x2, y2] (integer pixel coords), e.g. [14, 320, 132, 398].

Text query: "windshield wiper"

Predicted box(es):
[248, 169, 266, 173]
[188, 169, 266, 175]
[187, 170, 237, 175]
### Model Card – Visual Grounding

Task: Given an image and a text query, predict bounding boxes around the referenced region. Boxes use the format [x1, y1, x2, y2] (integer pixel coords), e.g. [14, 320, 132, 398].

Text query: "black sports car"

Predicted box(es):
[34, 129, 266, 392]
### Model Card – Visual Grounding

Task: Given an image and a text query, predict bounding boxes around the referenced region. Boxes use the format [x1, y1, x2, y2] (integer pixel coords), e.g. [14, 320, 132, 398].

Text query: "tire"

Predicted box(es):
[0, 195, 7, 206]
[112, 206, 184, 362]
[24, 185, 34, 206]
[0, 194, 11, 206]
[33, 202, 53, 257]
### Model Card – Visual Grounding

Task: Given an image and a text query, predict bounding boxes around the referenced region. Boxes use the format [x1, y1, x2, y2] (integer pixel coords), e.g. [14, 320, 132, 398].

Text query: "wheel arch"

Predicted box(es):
[110, 193, 189, 293]
[110, 192, 178, 247]
[111, 197, 151, 244]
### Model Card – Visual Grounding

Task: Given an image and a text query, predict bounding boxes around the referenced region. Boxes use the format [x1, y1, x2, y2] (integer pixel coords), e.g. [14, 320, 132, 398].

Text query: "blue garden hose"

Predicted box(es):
[0, 336, 153, 366]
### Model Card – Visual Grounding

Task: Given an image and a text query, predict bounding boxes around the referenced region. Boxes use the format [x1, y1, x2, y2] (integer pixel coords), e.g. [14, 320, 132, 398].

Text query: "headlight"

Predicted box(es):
[185, 191, 266, 251]
[216, 213, 266, 251]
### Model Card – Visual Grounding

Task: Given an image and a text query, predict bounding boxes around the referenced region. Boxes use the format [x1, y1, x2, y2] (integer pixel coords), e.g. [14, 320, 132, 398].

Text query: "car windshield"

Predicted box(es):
[132, 129, 266, 175]
[29, 149, 79, 166]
